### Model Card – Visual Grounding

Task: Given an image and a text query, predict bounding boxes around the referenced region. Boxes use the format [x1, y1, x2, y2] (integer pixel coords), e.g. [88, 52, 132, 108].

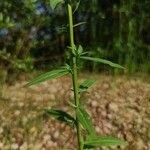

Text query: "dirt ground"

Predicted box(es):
[0, 74, 150, 150]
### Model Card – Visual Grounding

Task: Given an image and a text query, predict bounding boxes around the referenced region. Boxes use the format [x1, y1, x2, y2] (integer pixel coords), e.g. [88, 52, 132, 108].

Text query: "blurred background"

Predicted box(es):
[0, 0, 150, 83]
[0, 1, 150, 150]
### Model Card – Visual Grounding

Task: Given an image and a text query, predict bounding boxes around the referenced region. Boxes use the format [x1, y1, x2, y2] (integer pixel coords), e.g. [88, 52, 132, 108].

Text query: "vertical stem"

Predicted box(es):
[67, 4, 83, 150]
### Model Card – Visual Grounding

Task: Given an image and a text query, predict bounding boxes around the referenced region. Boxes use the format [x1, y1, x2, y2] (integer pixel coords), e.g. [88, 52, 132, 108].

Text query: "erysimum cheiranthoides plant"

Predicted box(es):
[25, 0, 128, 149]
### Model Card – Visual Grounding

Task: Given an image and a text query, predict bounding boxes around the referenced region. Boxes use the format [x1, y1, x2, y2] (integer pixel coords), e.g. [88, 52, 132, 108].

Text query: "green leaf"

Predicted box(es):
[49, 0, 64, 10]
[81, 56, 125, 69]
[25, 67, 69, 87]
[80, 52, 89, 56]
[73, 22, 87, 28]
[73, 0, 80, 13]
[67, 45, 77, 56]
[76, 107, 96, 135]
[84, 136, 128, 148]
[78, 45, 83, 55]
[45, 109, 76, 125]
[79, 80, 96, 92]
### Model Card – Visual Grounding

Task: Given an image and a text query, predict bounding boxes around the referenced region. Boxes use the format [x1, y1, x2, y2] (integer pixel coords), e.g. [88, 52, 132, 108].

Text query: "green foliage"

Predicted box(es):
[0, 12, 14, 28]
[49, 0, 64, 10]
[81, 56, 125, 69]
[0, 0, 149, 75]
[84, 136, 128, 148]
[25, 67, 70, 87]
[25, 1, 128, 150]
[79, 80, 96, 93]
[77, 45, 84, 56]
[13, 57, 34, 72]
[0, 68, 7, 85]
[73, 0, 80, 13]
[45, 109, 75, 125]
[0, 49, 34, 72]
[73, 22, 86, 28]
[76, 107, 96, 136]
[0, 0, 40, 80]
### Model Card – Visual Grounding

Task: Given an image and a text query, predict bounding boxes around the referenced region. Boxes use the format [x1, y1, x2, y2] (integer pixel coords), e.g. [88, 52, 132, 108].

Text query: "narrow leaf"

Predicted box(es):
[76, 107, 96, 135]
[73, 22, 87, 28]
[45, 109, 76, 125]
[25, 67, 69, 87]
[50, 0, 64, 10]
[84, 136, 128, 148]
[80, 52, 89, 56]
[77, 45, 83, 55]
[73, 0, 80, 13]
[81, 56, 125, 69]
[79, 80, 96, 92]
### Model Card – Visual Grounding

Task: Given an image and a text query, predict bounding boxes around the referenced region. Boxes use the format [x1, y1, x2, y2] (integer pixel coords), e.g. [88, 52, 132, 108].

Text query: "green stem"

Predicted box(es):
[67, 4, 83, 150]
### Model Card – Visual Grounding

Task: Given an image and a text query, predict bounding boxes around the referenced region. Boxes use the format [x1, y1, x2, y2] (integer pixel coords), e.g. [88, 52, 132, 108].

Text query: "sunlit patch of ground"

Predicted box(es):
[0, 74, 150, 150]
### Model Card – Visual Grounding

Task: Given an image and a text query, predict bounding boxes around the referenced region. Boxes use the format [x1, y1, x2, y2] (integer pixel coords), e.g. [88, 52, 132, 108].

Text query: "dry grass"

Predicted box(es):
[0, 74, 150, 150]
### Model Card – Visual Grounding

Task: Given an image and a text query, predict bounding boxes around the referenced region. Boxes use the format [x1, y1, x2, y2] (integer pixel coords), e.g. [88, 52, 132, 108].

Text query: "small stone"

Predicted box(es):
[103, 83, 109, 89]
[126, 133, 133, 142]
[0, 128, 3, 134]
[60, 123, 66, 128]
[0, 142, 4, 149]
[49, 94, 55, 100]
[95, 93, 100, 99]
[14, 110, 20, 116]
[101, 111, 107, 117]
[91, 100, 98, 108]
[53, 131, 59, 139]
[109, 103, 119, 112]
[4, 145, 10, 150]
[49, 86, 57, 93]
[43, 134, 51, 142]
[28, 144, 34, 149]
[11, 138, 16, 143]
[105, 122, 112, 129]
[147, 142, 150, 149]
[11, 143, 19, 150]
[53, 142, 57, 147]
[20, 142, 28, 150]
[103, 126, 110, 134]
[18, 102, 24, 107]
[107, 114, 113, 120]
[35, 95, 43, 101]
[29, 127, 37, 135]
[136, 138, 145, 150]
[59, 89, 65, 95]
[46, 141, 53, 148]
[33, 143, 43, 150]
[137, 117, 142, 125]
[95, 126, 101, 133]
